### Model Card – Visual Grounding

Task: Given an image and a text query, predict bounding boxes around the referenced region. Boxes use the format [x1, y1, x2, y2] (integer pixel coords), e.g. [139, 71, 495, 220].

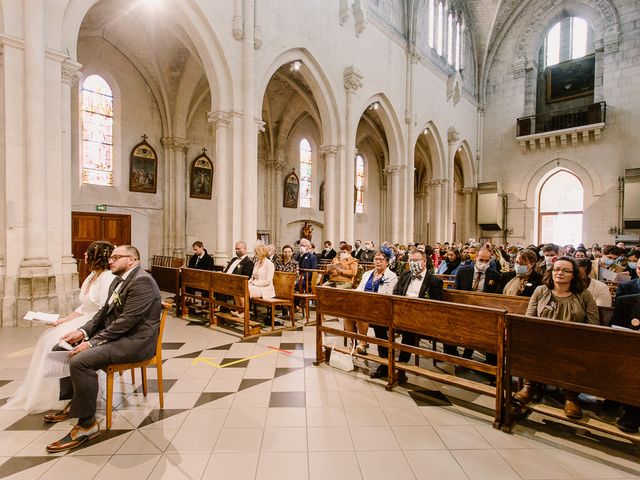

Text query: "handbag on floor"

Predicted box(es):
[328, 339, 355, 372]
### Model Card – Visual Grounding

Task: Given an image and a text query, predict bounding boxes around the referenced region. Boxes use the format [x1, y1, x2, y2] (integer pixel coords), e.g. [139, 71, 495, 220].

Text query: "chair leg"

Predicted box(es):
[141, 366, 148, 397]
[106, 372, 114, 430]
[271, 304, 276, 331]
[130, 368, 135, 384]
[156, 363, 164, 409]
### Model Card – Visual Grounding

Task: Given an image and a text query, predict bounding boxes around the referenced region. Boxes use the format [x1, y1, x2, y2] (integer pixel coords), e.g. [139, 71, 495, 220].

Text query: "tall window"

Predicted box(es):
[447, 12, 454, 64]
[299, 138, 312, 208]
[428, 0, 435, 48]
[436, 1, 444, 56]
[455, 21, 461, 70]
[355, 155, 365, 213]
[81, 74, 114, 186]
[539, 170, 583, 245]
[545, 17, 590, 67]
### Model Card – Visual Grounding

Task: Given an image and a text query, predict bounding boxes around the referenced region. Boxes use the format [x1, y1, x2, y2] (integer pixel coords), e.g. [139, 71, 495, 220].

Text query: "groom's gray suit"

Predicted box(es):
[59, 265, 161, 420]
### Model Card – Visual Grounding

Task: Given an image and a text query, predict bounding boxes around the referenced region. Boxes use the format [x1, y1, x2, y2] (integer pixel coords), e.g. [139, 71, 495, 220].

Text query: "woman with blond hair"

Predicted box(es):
[249, 243, 276, 299]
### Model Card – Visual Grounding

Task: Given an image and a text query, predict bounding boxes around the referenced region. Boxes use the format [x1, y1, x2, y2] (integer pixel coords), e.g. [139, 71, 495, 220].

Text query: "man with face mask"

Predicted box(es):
[534, 243, 560, 275]
[361, 240, 376, 262]
[370, 249, 443, 382]
[296, 238, 318, 292]
[455, 246, 501, 293]
[591, 245, 626, 280]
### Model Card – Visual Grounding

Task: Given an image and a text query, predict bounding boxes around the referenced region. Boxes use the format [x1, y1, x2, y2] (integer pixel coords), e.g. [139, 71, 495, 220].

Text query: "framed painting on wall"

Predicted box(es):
[190, 148, 213, 200]
[129, 135, 158, 193]
[283, 169, 299, 208]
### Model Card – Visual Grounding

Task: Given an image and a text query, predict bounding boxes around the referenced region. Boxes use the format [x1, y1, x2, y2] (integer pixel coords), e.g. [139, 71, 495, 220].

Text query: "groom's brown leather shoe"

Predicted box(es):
[43, 403, 72, 423]
[46, 422, 100, 453]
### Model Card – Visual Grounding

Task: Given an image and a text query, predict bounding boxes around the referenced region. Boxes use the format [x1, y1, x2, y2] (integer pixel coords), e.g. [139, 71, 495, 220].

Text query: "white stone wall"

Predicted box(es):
[482, 0, 640, 246]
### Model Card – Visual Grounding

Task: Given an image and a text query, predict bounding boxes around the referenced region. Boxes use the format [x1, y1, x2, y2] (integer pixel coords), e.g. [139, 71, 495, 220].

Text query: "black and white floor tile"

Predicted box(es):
[0, 306, 638, 479]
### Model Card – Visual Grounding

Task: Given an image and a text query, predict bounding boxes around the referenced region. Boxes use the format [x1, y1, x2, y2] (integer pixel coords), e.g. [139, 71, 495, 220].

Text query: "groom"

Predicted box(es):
[45, 245, 162, 453]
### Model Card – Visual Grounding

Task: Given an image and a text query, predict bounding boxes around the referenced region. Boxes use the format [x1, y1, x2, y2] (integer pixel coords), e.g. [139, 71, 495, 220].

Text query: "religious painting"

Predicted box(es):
[190, 149, 213, 200]
[283, 169, 299, 208]
[546, 54, 595, 103]
[129, 136, 158, 193]
[319, 181, 325, 211]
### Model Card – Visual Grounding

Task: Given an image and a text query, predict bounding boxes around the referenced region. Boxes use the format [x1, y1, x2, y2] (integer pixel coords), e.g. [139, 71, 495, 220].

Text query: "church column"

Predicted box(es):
[380, 182, 388, 242]
[462, 187, 476, 243]
[385, 165, 405, 242]
[208, 111, 231, 264]
[22, 0, 50, 272]
[320, 145, 338, 244]
[160, 138, 174, 255]
[343, 67, 363, 243]
[445, 128, 460, 241]
[172, 138, 189, 257]
[61, 59, 82, 271]
[430, 179, 444, 242]
[404, 49, 420, 243]
[414, 191, 426, 241]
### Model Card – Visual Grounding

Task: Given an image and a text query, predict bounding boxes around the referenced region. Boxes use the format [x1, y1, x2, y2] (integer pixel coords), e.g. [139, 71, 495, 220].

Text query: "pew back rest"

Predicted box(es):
[151, 265, 181, 294]
[598, 306, 613, 326]
[181, 267, 213, 290]
[506, 314, 640, 407]
[443, 290, 529, 315]
[316, 287, 393, 327]
[273, 271, 296, 300]
[152, 255, 184, 268]
[392, 296, 506, 353]
[211, 271, 249, 297]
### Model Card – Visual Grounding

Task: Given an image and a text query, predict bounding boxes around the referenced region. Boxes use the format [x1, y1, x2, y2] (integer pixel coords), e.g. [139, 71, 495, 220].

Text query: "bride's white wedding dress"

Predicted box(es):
[2, 270, 115, 413]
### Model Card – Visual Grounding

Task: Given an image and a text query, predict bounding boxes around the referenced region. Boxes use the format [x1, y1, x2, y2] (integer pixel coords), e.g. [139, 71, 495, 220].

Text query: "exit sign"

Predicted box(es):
[96, 204, 107, 212]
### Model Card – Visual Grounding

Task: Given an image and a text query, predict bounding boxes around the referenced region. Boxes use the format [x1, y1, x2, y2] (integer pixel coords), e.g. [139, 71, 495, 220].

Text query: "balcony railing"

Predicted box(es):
[516, 102, 606, 153]
[517, 102, 606, 136]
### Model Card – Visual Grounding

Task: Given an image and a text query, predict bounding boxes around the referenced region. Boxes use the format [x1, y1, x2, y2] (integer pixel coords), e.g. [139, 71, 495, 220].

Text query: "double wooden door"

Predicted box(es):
[72, 212, 131, 286]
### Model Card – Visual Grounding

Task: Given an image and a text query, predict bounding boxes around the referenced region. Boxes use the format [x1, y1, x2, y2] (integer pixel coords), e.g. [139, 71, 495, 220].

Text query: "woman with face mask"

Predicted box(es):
[499, 248, 542, 297]
[323, 244, 358, 288]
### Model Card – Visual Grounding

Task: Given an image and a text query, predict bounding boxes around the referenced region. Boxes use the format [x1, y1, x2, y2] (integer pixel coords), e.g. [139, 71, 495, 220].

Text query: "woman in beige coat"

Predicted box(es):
[249, 244, 276, 299]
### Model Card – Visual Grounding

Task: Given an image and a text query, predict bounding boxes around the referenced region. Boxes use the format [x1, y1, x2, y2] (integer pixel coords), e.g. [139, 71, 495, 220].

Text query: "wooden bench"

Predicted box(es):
[503, 314, 640, 442]
[390, 296, 508, 428]
[314, 287, 394, 374]
[151, 255, 184, 268]
[434, 274, 456, 290]
[251, 271, 296, 330]
[210, 272, 261, 337]
[180, 267, 216, 323]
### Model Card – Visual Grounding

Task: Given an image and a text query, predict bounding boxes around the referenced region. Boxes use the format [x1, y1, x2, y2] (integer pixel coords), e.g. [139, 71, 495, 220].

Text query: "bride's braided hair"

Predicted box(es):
[86, 241, 115, 271]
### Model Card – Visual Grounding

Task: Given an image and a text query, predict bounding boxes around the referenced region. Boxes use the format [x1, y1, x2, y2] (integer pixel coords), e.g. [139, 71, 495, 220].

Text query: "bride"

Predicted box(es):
[2, 241, 116, 413]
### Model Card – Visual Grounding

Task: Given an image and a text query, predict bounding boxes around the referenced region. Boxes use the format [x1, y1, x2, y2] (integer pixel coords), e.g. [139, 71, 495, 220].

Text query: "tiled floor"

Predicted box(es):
[0, 307, 638, 480]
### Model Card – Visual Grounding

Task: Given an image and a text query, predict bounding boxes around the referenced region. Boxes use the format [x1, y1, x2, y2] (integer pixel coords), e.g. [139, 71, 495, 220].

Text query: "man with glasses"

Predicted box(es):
[45, 245, 161, 453]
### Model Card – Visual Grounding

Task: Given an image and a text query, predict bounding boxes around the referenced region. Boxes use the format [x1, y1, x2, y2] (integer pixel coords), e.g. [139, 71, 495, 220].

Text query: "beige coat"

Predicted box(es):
[249, 259, 276, 299]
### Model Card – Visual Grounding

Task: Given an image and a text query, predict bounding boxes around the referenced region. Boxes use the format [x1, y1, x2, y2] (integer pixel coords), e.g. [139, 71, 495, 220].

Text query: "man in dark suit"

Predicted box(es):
[45, 245, 162, 452]
[370, 249, 443, 382]
[320, 241, 337, 260]
[188, 241, 215, 270]
[616, 274, 640, 298]
[352, 240, 363, 259]
[454, 246, 501, 359]
[609, 293, 640, 433]
[296, 237, 318, 292]
[223, 240, 254, 277]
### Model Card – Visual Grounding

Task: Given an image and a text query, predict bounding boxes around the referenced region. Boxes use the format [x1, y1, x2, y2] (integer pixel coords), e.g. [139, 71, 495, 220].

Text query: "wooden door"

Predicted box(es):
[72, 212, 131, 286]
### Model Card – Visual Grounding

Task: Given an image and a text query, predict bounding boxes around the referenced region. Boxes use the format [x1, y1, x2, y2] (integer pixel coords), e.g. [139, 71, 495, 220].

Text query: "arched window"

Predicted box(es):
[436, 1, 444, 56]
[428, 0, 435, 48]
[538, 170, 583, 245]
[455, 21, 461, 70]
[299, 138, 312, 208]
[355, 155, 365, 213]
[447, 12, 454, 64]
[545, 17, 591, 67]
[81, 74, 114, 186]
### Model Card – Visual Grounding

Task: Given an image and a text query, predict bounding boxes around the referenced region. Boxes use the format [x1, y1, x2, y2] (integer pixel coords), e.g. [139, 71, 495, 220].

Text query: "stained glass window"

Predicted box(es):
[355, 155, 365, 213]
[299, 138, 312, 208]
[82, 74, 114, 186]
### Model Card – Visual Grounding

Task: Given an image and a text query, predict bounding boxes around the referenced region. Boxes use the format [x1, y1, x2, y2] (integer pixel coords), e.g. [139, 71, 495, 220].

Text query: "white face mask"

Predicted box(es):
[299, 246, 307, 254]
[340, 252, 349, 259]
[475, 262, 490, 273]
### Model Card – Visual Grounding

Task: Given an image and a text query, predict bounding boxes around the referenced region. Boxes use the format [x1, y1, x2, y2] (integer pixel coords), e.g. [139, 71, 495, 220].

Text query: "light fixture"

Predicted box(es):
[290, 60, 302, 72]
[423, 128, 429, 135]
[368, 102, 380, 111]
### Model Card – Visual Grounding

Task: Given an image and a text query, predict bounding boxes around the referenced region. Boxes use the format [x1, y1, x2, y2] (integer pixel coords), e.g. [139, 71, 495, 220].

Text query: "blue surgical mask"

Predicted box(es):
[628, 262, 637, 269]
[515, 264, 529, 277]
[604, 258, 615, 266]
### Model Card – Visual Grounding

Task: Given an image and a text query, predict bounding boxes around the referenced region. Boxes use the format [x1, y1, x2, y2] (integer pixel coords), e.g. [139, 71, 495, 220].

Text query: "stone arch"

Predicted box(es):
[355, 93, 405, 169]
[453, 139, 475, 189]
[60, 0, 232, 113]
[257, 48, 340, 147]
[415, 121, 445, 182]
[515, 0, 620, 62]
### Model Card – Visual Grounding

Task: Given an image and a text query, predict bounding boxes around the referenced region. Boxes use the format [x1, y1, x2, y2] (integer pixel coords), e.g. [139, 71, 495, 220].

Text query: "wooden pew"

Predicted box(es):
[150, 265, 182, 314]
[391, 296, 507, 428]
[180, 267, 215, 323]
[251, 271, 296, 330]
[503, 314, 640, 442]
[434, 274, 456, 290]
[151, 255, 184, 268]
[314, 287, 394, 374]
[443, 290, 529, 315]
[210, 272, 261, 337]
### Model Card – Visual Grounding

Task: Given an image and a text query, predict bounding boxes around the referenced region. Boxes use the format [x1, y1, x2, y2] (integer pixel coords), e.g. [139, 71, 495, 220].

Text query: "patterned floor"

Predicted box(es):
[0, 305, 638, 480]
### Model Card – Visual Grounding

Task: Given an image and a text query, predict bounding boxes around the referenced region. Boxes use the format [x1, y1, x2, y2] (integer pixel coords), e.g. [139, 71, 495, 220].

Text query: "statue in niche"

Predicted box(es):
[301, 221, 313, 241]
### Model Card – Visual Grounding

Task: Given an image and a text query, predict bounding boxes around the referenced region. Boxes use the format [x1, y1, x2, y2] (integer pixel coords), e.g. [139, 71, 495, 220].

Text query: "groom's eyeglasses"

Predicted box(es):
[108, 254, 132, 262]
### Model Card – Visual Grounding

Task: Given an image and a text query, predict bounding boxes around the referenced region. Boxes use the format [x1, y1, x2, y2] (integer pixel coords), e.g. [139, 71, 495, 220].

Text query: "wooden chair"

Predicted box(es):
[294, 269, 325, 322]
[103, 301, 171, 430]
[251, 271, 297, 330]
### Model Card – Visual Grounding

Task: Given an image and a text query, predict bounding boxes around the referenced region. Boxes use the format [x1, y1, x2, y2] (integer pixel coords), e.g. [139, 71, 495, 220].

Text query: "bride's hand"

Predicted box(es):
[49, 317, 65, 327]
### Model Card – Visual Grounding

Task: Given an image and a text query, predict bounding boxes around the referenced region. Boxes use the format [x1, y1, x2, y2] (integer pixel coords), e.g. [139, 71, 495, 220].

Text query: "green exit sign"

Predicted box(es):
[96, 204, 107, 212]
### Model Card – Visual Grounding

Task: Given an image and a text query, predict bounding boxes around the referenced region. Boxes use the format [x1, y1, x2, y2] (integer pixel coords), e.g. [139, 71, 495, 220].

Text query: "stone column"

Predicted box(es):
[379, 183, 388, 241]
[414, 191, 426, 241]
[445, 128, 460, 242]
[172, 138, 189, 257]
[385, 165, 405, 242]
[61, 59, 82, 272]
[430, 179, 444, 242]
[160, 137, 174, 255]
[320, 145, 338, 244]
[343, 67, 363, 243]
[208, 111, 231, 264]
[461, 187, 476, 243]
[22, 0, 50, 272]
[404, 49, 420, 243]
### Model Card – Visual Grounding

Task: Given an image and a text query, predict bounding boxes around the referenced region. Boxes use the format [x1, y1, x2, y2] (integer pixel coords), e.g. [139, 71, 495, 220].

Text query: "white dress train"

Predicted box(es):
[2, 270, 115, 413]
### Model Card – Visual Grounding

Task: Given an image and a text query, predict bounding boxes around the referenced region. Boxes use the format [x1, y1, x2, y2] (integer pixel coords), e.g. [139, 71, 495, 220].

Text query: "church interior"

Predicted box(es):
[0, 0, 639, 478]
